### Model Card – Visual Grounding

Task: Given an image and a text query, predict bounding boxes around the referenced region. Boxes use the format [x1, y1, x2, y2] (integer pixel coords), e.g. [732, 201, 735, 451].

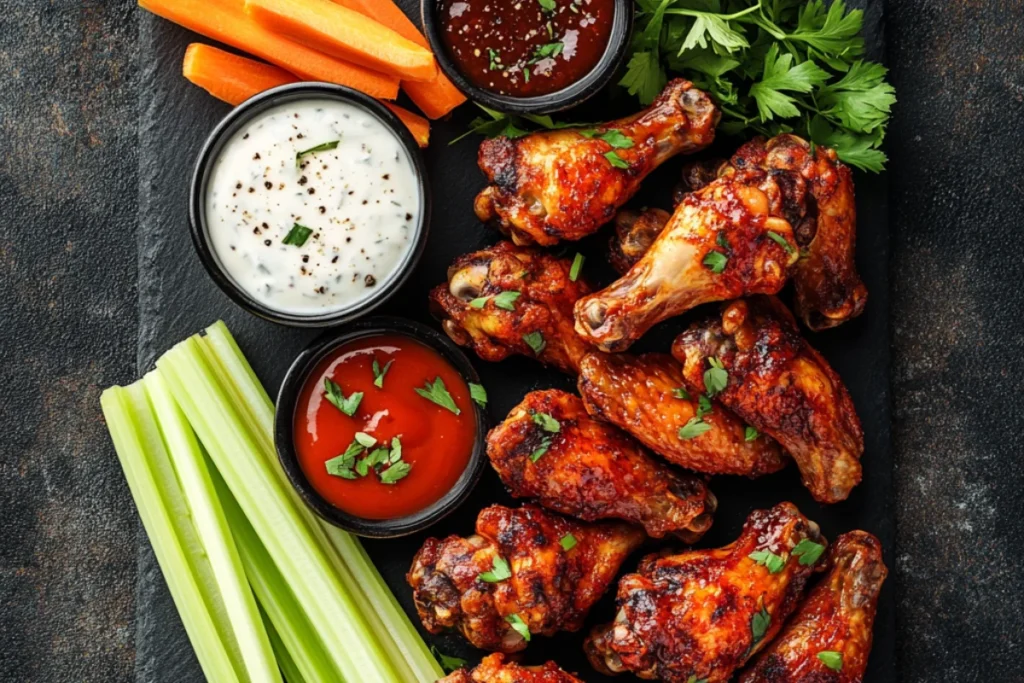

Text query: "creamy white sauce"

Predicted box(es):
[205, 99, 420, 315]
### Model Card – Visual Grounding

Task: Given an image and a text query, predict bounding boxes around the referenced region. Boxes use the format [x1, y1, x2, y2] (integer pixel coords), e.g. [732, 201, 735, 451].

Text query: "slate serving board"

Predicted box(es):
[134, 1, 893, 680]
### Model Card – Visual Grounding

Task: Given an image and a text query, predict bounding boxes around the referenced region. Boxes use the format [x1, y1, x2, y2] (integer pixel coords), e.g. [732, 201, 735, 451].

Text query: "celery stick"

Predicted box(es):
[158, 339, 400, 683]
[100, 384, 242, 683]
[145, 371, 281, 683]
[261, 607, 305, 683]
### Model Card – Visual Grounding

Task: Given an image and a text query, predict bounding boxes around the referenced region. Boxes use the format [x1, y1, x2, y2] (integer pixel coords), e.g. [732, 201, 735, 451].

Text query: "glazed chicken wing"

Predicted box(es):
[408, 504, 643, 652]
[738, 531, 888, 683]
[440, 653, 584, 683]
[474, 79, 719, 246]
[430, 241, 591, 374]
[585, 503, 826, 683]
[608, 208, 672, 275]
[487, 389, 716, 541]
[578, 352, 787, 477]
[672, 296, 863, 503]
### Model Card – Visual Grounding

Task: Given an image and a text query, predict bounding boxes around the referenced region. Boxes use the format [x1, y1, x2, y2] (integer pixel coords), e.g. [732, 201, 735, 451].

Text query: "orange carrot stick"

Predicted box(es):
[244, 0, 436, 83]
[139, 0, 399, 99]
[382, 103, 430, 148]
[332, 0, 466, 119]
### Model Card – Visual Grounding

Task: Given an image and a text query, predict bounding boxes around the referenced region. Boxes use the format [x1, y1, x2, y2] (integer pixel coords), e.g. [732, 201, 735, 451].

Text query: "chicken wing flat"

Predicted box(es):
[429, 241, 591, 375]
[474, 79, 719, 246]
[672, 297, 863, 503]
[738, 531, 888, 683]
[575, 168, 801, 352]
[585, 502, 826, 683]
[440, 653, 583, 683]
[486, 389, 716, 541]
[578, 352, 787, 477]
[408, 504, 643, 652]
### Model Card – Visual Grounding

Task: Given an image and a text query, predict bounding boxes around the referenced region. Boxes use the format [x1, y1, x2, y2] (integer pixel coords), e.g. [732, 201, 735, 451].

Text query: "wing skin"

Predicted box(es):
[439, 653, 584, 683]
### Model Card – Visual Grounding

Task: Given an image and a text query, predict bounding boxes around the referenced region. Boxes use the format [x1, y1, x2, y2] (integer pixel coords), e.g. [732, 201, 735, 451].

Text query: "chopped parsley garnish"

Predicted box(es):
[469, 382, 488, 407]
[749, 549, 786, 574]
[295, 140, 339, 166]
[326, 434, 409, 484]
[379, 460, 411, 484]
[817, 651, 843, 671]
[792, 538, 827, 566]
[560, 533, 577, 551]
[532, 411, 561, 433]
[470, 291, 520, 311]
[478, 556, 512, 583]
[531, 42, 564, 62]
[354, 432, 376, 448]
[282, 223, 313, 247]
[389, 437, 402, 464]
[599, 129, 635, 149]
[522, 331, 546, 356]
[686, 677, 708, 683]
[488, 48, 502, 71]
[717, 232, 731, 250]
[372, 358, 394, 388]
[767, 230, 796, 254]
[569, 253, 585, 282]
[703, 358, 728, 396]
[703, 250, 728, 274]
[523, 67, 531, 83]
[673, 387, 691, 400]
[430, 646, 467, 674]
[696, 394, 714, 419]
[745, 426, 760, 442]
[750, 606, 771, 645]
[604, 151, 629, 169]
[537, 0, 556, 10]
[323, 378, 362, 416]
[506, 613, 531, 642]
[324, 451, 358, 479]
[530, 437, 553, 462]
[578, 128, 599, 138]
[414, 377, 461, 415]
[678, 417, 712, 440]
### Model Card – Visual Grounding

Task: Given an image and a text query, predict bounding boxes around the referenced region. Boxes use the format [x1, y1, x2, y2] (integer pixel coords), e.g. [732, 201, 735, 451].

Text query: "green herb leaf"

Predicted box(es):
[532, 412, 561, 433]
[430, 646, 467, 673]
[530, 436, 553, 462]
[372, 358, 394, 388]
[619, 50, 666, 106]
[537, 0, 556, 10]
[354, 432, 376, 448]
[295, 140, 339, 166]
[493, 291, 521, 311]
[522, 331, 546, 356]
[678, 417, 712, 440]
[569, 253, 585, 282]
[379, 460, 411, 484]
[817, 651, 843, 671]
[324, 451, 358, 479]
[532, 42, 564, 62]
[767, 230, 796, 255]
[414, 377, 461, 415]
[323, 378, 362, 416]
[469, 383, 488, 407]
[745, 426, 760, 442]
[506, 613, 531, 642]
[282, 223, 313, 247]
[560, 533, 577, 551]
[578, 128, 599, 138]
[523, 66, 531, 83]
[751, 606, 771, 645]
[488, 48, 502, 71]
[686, 676, 709, 683]
[389, 437, 402, 464]
[716, 231, 731, 250]
[749, 44, 830, 121]
[469, 296, 489, 309]
[704, 358, 728, 397]
[749, 549, 786, 574]
[696, 394, 714, 420]
[673, 387, 691, 400]
[604, 151, 629, 169]
[792, 538, 827, 566]
[703, 250, 728, 274]
[599, 129, 635, 149]
[479, 556, 512, 583]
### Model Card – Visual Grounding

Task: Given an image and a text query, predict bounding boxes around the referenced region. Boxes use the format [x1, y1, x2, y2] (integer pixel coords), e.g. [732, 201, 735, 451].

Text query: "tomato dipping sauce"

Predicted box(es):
[293, 334, 477, 520]
[439, 0, 616, 98]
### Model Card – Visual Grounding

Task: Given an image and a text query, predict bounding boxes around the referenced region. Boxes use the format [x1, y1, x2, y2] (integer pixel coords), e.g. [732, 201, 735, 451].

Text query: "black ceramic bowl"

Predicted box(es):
[189, 82, 431, 327]
[274, 316, 488, 537]
[421, 0, 634, 115]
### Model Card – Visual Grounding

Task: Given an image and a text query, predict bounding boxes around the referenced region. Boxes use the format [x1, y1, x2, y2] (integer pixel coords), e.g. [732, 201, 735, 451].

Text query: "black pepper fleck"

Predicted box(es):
[264, 181, 272, 189]
[319, 206, 326, 214]
[364, 275, 376, 287]
[264, 239, 271, 246]
[307, 188, 315, 195]
[298, 176, 308, 186]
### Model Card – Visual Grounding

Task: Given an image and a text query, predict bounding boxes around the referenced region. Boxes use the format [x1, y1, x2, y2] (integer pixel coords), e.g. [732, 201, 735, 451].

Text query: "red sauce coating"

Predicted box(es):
[439, 0, 615, 97]
[294, 334, 476, 520]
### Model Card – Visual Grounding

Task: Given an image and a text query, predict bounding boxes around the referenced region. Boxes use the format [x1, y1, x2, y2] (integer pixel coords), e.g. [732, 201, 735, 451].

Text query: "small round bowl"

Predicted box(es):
[421, 0, 634, 115]
[189, 82, 431, 328]
[274, 316, 488, 538]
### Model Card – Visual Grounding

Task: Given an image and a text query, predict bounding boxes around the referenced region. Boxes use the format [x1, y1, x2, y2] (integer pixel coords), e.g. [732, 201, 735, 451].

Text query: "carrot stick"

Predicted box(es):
[332, 0, 466, 119]
[139, 0, 399, 99]
[183, 44, 298, 106]
[382, 103, 430, 148]
[244, 0, 437, 83]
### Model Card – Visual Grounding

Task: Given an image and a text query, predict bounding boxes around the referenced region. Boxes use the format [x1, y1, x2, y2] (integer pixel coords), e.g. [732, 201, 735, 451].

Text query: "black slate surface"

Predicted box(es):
[2, 1, 1023, 682]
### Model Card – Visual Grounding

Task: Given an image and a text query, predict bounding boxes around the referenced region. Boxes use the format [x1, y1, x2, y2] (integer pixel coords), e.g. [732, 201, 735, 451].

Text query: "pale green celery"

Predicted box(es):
[201, 321, 444, 682]
[157, 338, 399, 683]
[144, 371, 281, 683]
[100, 383, 243, 683]
[261, 607, 305, 683]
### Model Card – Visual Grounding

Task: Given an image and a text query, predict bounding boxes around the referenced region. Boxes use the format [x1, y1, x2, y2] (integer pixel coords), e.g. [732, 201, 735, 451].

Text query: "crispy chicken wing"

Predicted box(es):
[474, 79, 719, 246]
[608, 208, 672, 275]
[440, 653, 584, 683]
[429, 241, 591, 374]
[585, 503, 826, 683]
[671, 296, 863, 503]
[738, 531, 888, 683]
[578, 352, 787, 477]
[575, 168, 801, 352]
[407, 504, 643, 652]
[486, 389, 716, 541]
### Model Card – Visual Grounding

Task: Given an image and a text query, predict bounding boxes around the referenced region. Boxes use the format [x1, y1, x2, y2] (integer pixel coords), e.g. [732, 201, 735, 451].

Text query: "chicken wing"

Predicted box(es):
[408, 504, 644, 652]
[671, 296, 863, 503]
[608, 208, 671, 275]
[738, 531, 888, 683]
[474, 79, 719, 246]
[585, 502, 826, 683]
[486, 389, 716, 541]
[575, 168, 801, 352]
[429, 241, 591, 375]
[440, 653, 583, 683]
[578, 352, 787, 477]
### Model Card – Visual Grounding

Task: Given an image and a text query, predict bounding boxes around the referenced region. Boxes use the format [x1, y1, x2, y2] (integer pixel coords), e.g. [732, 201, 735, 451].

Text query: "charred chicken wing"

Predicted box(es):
[429, 241, 592, 375]
[408, 504, 643, 652]
[608, 208, 672, 275]
[585, 502, 827, 683]
[487, 389, 716, 540]
[474, 79, 719, 246]
[578, 351, 787, 477]
[672, 297, 864, 503]
[738, 531, 888, 683]
[440, 653, 584, 683]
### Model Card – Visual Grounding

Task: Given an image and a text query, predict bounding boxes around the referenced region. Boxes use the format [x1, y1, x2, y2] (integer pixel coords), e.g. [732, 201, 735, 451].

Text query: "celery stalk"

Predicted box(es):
[261, 608, 305, 683]
[157, 339, 400, 682]
[100, 384, 243, 683]
[144, 371, 281, 683]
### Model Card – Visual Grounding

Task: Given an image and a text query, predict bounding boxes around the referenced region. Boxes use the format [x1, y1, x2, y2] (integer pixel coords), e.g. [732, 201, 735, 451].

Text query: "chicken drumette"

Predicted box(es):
[578, 352, 787, 477]
[474, 79, 719, 246]
[408, 504, 643, 652]
[672, 296, 864, 503]
[738, 531, 888, 683]
[585, 502, 826, 683]
[440, 653, 584, 683]
[429, 241, 591, 375]
[487, 389, 716, 541]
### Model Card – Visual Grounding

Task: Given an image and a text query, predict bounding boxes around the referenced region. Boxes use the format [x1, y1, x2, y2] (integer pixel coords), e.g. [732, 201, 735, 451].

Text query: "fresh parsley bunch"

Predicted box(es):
[624, 0, 895, 171]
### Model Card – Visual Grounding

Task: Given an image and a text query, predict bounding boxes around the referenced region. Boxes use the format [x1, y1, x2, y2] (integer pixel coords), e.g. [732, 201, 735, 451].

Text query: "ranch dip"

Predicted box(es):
[205, 98, 421, 315]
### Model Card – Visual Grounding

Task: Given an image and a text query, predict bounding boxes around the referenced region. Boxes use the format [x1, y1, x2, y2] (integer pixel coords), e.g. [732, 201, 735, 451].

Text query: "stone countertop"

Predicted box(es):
[0, 1, 1021, 681]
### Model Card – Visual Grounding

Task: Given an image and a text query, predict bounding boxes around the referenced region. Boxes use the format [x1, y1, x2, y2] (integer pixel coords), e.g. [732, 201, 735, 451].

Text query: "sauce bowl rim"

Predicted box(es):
[421, 0, 635, 115]
[274, 316, 489, 538]
[189, 82, 431, 328]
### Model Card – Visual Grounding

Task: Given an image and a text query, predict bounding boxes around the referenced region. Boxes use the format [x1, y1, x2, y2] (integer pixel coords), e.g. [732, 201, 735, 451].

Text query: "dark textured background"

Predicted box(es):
[1, 0, 1022, 681]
